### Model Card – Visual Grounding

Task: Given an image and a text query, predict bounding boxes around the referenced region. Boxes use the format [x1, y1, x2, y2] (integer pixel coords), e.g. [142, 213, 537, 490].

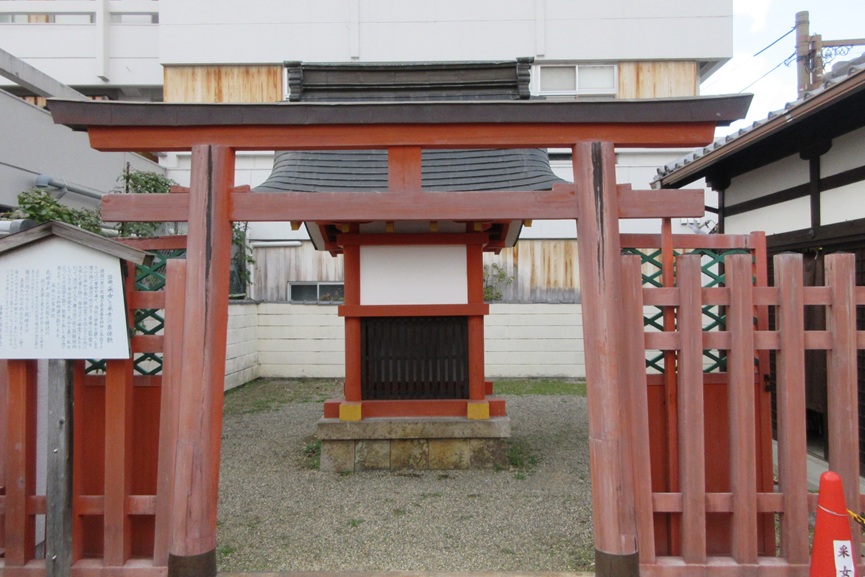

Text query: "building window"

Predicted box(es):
[537, 64, 617, 98]
[289, 282, 344, 304]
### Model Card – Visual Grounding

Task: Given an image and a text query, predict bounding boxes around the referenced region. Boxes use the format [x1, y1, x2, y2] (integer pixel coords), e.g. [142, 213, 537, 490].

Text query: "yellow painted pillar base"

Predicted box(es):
[339, 402, 363, 421]
[467, 401, 490, 420]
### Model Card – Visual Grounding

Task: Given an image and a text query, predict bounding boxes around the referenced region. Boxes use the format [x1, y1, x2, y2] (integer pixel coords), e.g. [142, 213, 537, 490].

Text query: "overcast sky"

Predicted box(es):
[703, 1, 865, 135]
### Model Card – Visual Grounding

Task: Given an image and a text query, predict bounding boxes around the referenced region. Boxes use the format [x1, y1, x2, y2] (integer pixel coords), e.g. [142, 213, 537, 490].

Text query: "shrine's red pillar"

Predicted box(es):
[167, 144, 235, 577]
[573, 141, 639, 576]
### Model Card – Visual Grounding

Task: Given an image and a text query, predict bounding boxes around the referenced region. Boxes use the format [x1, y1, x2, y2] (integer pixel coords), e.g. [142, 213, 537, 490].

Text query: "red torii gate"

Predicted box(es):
[37, 95, 746, 577]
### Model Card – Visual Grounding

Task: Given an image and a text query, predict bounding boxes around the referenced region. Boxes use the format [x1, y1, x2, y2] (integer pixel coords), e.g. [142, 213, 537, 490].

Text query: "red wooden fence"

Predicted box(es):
[0, 238, 186, 577]
[624, 250, 864, 576]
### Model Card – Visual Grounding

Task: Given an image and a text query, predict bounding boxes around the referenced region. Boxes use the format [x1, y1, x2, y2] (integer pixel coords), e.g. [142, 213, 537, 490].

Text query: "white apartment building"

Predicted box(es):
[0, 0, 736, 380]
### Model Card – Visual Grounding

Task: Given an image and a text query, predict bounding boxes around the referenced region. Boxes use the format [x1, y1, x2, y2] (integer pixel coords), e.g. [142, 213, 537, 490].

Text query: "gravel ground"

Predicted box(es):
[217, 381, 594, 573]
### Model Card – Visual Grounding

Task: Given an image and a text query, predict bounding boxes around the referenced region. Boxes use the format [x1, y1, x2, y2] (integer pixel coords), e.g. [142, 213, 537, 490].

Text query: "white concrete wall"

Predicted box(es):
[0, 5, 162, 89]
[0, 89, 163, 210]
[235, 302, 586, 383]
[256, 303, 346, 379]
[225, 302, 259, 390]
[158, 0, 731, 66]
[486, 303, 584, 377]
[0, 0, 731, 92]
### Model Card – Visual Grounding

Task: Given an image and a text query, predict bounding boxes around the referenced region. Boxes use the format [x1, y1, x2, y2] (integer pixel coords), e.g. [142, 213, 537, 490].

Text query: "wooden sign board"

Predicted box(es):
[0, 235, 132, 359]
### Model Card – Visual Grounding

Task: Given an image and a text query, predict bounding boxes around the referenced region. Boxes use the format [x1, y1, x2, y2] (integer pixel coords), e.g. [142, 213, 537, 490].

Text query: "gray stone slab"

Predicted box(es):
[316, 417, 511, 441]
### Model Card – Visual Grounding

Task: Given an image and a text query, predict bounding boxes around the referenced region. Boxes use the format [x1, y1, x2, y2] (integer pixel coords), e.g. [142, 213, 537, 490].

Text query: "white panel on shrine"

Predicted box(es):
[360, 245, 467, 305]
[0, 237, 130, 359]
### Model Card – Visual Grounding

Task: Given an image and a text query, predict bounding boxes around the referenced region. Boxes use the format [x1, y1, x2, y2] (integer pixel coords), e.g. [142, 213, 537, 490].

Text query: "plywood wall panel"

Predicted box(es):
[618, 61, 698, 99]
[163, 65, 283, 103]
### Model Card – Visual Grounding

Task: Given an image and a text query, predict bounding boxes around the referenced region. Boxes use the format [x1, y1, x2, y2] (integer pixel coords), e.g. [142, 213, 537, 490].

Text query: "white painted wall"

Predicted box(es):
[725, 197, 811, 236]
[158, 0, 731, 67]
[229, 302, 586, 385]
[821, 181, 865, 227]
[360, 245, 467, 305]
[0, 13, 162, 88]
[0, 89, 163, 210]
[725, 155, 809, 207]
[821, 126, 865, 178]
[723, 125, 865, 234]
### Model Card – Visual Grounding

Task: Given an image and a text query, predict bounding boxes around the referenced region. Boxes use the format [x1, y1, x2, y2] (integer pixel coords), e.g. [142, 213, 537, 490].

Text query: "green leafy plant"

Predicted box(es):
[11, 188, 102, 233]
[114, 166, 176, 238]
[230, 221, 255, 297]
[303, 440, 321, 470]
[483, 263, 514, 302]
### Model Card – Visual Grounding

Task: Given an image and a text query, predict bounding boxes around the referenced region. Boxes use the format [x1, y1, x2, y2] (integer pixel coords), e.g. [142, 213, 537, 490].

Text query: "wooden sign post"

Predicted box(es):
[0, 221, 148, 577]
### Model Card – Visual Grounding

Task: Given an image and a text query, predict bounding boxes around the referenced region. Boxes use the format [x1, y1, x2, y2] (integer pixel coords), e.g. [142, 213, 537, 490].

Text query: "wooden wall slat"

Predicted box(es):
[676, 255, 707, 563]
[622, 255, 656, 562]
[153, 260, 187, 565]
[773, 254, 810, 563]
[103, 359, 134, 566]
[726, 254, 758, 564]
[4, 360, 37, 566]
[0, 359, 6, 553]
[46, 359, 74, 577]
[825, 253, 862, 559]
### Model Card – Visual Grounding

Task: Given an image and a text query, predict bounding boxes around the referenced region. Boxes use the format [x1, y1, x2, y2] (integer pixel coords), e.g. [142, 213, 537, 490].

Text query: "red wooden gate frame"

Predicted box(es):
[0, 96, 752, 577]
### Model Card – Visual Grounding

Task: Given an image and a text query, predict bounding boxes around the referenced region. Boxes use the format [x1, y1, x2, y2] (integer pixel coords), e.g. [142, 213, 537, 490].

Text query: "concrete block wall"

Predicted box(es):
[485, 303, 584, 378]
[223, 302, 586, 388]
[224, 302, 259, 390]
[255, 303, 345, 379]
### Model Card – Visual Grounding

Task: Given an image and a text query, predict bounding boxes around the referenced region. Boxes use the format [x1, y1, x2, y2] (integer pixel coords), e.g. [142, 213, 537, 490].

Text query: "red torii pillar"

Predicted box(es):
[165, 145, 235, 577]
[574, 142, 639, 572]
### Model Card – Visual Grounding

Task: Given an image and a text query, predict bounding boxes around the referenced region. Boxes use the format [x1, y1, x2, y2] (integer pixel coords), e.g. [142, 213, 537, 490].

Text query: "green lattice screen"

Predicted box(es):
[86, 249, 186, 375]
[622, 247, 751, 374]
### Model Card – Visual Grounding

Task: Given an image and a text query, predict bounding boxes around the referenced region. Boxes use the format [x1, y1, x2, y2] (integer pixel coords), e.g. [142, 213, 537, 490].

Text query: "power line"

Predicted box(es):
[703, 26, 796, 91]
[754, 27, 795, 57]
[738, 54, 793, 94]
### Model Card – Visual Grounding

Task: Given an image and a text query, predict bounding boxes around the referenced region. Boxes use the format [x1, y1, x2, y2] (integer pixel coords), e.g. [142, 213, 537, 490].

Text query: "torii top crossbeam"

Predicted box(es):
[45, 94, 750, 577]
[48, 95, 749, 225]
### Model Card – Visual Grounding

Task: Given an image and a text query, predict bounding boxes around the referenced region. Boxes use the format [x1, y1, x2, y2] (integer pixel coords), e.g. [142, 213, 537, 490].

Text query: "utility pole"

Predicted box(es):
[795, 11, 812, 97]
[796, 10, 865, 98]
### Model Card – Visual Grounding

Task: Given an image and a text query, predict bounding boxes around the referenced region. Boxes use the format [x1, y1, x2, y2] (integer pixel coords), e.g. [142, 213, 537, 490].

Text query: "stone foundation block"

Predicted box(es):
[429, 439, 471, 470]
[355, 440, 391, 471]
[319, 440, 355, 473]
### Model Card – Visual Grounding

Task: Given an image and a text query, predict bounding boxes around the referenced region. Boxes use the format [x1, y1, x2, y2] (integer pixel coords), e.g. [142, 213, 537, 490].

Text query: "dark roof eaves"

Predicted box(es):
[47, 95, 753, 132]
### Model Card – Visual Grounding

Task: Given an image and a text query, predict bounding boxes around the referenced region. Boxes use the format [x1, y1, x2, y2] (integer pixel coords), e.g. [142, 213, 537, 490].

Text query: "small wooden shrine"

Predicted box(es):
[257, 61, 568, 469]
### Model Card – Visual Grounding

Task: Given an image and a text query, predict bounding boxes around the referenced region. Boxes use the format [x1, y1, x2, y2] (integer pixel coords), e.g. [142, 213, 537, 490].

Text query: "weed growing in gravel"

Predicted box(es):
[493, 378, 586, 396]
[303, 440, 321, 469]
[393, 508, 407, 517]
[507, 438, 539, 479]
[348, 518, 365, 528]
[217, 545, 235, 560]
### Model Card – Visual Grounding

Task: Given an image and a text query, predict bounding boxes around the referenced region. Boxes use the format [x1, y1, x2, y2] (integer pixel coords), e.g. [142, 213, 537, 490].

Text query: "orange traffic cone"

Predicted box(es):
[810, 470, 858, 577]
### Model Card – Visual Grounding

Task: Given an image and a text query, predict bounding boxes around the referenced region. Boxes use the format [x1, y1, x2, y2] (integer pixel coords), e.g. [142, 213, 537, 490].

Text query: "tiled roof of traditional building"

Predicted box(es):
[653, 53, 865, 188]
